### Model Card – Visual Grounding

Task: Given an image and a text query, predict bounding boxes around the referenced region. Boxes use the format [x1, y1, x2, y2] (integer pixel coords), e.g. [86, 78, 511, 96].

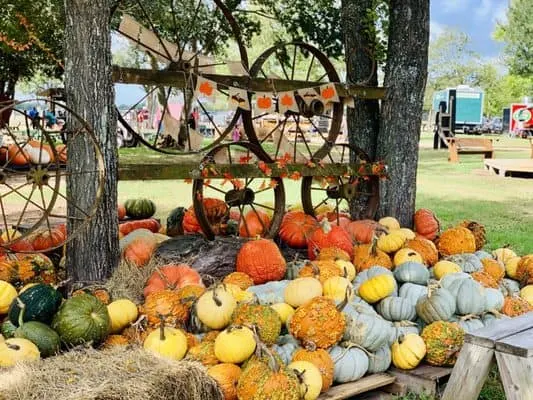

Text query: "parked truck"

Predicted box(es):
[432, 85, 484, 134]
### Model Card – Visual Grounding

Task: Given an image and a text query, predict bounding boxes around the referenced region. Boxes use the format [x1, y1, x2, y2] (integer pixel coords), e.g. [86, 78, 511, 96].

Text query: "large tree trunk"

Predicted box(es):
[64, 0, 119, 286]
[377, 0, 429, 227]
[341, 0, 381, 219]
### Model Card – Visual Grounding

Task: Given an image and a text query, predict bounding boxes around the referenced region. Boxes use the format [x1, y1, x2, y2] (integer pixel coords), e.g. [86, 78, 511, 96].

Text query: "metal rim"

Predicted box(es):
[192, 141, 285, 240]
[0, 99, 105, 253]
[112, 0, 249, 155]
[301, 143, 379, 221]
[242, 42, 343, 163]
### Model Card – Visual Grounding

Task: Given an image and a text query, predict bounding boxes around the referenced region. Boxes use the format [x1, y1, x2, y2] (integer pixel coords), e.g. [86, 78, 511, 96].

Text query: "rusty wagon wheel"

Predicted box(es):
[242, 42, 343, 163]
[112, 0, 249, 155]
[0, 99, 105, 253]
[301, 143, 379, 221]
[192, 142, 285, 240]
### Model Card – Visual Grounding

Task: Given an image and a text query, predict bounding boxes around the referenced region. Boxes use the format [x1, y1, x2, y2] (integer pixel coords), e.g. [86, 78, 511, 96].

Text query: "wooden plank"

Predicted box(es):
[496, 351, 533, 400]
[390, 365, 451, 380]
[465, 312, 533, 348]
[387, 368, 439, 397]
[441, 343, 494, 400]
[317, 374, 395, 400]
[496, 329, 533, 357]
[357, 391, 394, 400]
[483, 159, 533, 174]
[112, 66, 387, 100]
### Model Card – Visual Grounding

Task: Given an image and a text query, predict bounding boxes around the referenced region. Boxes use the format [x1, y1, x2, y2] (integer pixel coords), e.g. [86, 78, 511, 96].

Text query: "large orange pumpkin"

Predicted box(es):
[406, 237, 438, 266]
[6, 144, 30, 166]
[31, 228, 66, 251]
[345, 219, 381, 244]
[236, 239, 286, 284]
[144, 264, 203, 298]
[278, 211, 317, 248]
[118, 204, 126, 220]
[222, 272, 254, 290]
[208, 363, 242, 400]
[123, 236, 157, 267]
[414, 209, 440, 241]
[307, 219, 353, 260]
[292, 348, 334, 392]
[239, 210, 271, 237]
[141, 290, 189, 327]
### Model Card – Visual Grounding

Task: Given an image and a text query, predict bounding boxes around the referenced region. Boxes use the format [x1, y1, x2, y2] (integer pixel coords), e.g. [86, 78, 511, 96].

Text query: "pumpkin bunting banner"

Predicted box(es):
[277, 91, 299, 114]
[193, 76, 217, 102]
[319, 84, 339, 104]
[254, 92, 276, 114]
[228, 87, 251, 111]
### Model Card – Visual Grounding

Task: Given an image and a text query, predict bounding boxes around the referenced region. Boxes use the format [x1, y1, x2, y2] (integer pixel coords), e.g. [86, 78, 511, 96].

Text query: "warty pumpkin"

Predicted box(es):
[292, 348, 334, 392]
[289, 296, 346, 349]
[391, 333, 426, 370]
[187, 340, 219, 366]
[288, 361, 322, 400]
[175, 284, 206, 308]
[516, 255, 533, 285]
[193, 285, 237, 330]
[413, 209, 440, 240]
[458, 220, 486, 250]
[481, 258, 505, 282]
[141, 290, 189, 327]
[307, 219, 353, 260]
[223, 272, 254, 290]
[231, 303, 281, 345]
[471, 271, 499, 288]
[143, 264, 203, 297]
[316, 246, 351, 261]
[208, 363, 241, 400]
[298, 260, 342, 284]
[279, 211, 317, 248]
[406, 237, 438, 266]
[353, 241, 392, 272]
[421, 321, 464, 366]
[502, 296, 533, 317]
[102, 334, 129, 348]
[437, 227, 476, 256]
[214, 325, 256, 364]
[236, 239, 286, 284]
[393, 248, 423, 266]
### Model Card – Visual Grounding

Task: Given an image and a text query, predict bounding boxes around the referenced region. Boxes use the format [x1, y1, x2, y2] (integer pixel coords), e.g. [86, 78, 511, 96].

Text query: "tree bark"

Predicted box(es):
[341, 0, 381, 219]
[377, 0, 429, 227]
[64, 0, 119, 286]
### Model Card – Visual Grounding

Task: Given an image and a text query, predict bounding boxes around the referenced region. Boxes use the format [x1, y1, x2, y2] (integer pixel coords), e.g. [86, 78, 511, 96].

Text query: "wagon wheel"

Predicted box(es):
[192, 142, 285, 240]
[112, 0, 249, 154]
[242, 42, 343, 163]
[0, 99, 104, 253]
[301, 143, 379, 221]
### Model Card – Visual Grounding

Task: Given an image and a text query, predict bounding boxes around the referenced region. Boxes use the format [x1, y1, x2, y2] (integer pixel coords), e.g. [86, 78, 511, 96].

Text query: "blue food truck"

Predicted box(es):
[432, 85, 484, 134]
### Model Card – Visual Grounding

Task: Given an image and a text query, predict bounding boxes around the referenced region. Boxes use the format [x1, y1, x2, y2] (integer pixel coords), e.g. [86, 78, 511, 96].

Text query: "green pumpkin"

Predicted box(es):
[166, 207, 186, 237]
[51, 294, 110, 346]
[1, 319, 17, 338]
[13, 303, 60, 357]
[377, 297, 417, 322]
[446, 278, 486, 315]
[124, 198, 156, 219]
[415, 287, 456, 324]
[231, 303, 281, 345]
[393, 262, 430, 285]
[8, 284, 63, 326]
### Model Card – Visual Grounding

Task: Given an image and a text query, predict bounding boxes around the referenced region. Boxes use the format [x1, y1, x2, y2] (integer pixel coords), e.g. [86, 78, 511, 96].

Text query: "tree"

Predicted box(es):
[65, 0, 119, 285]
[0, 0, 63, 102]
[495, 0, 533, 76]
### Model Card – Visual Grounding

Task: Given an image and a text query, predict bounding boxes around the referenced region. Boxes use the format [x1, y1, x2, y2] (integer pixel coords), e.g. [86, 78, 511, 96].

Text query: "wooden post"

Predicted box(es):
[448, 139, 459, 162]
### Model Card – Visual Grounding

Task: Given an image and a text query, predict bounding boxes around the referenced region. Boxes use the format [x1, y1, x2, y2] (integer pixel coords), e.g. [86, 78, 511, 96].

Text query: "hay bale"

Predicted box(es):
[104, 259, 159, 304]
[0, 347, 223, 400]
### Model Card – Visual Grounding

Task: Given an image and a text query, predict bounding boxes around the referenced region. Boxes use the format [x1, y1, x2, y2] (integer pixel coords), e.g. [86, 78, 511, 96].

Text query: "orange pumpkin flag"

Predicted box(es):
[254, 92, 275, 113]
[319, 84, 339, 103]
[195, 76, 216, 100]
[278, 91, 298, 113]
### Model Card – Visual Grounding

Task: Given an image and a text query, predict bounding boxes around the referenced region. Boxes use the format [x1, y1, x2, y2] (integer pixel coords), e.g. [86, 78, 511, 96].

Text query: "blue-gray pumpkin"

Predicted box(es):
[446, 254, 482, 273]
[447, 278, 486, 315]
[399, 283, 427, 306]
[475, 250, 494, 260]
[343, 300, 378, 320]
[484, 288, 504, 311]
[367, 346, 392, 374]
[482, 311, 510, 327]
[499, 279, 520, 297]
[329, 345, 369, 383]
[415, 287, 456, 323]
[388, 322, 420, 345]
[393, 262, 430, 285]
[439, 272, 471, 290]
[343, 313, 392, 351]
[247, 280, 289, 305]
[272, 335, 300, 364]
[457, 317, 484, 333]
[377, 297, 416, 322]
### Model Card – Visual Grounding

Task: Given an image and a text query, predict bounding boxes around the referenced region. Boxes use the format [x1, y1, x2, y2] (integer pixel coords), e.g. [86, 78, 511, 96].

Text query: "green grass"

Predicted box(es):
[118, 135, 533, 254]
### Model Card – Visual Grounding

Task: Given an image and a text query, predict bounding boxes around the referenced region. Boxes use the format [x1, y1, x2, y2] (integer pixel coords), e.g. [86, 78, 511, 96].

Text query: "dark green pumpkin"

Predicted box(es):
[166, 206, 186, 236]
[8, 284, 63, 326]
[15, 322, 60, 357]
[124, 198, 156, 219]
[1, 319, 17, 338]
[51, 294, 110, 346]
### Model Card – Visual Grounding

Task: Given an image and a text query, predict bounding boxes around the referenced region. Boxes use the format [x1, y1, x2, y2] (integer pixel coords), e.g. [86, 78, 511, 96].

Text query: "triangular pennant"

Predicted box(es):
[297, 88, 320, 105]
[254, 92, 275, 114]
[228, 87, 250, 111]
[277, 91, 299, 114]
[319, 83, 340, 103]
[194, 76, 216, 102]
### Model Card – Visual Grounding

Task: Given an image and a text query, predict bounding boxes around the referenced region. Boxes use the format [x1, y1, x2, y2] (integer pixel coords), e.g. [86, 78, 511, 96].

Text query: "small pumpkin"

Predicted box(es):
[328, 345, 369, 383]
[143, 264, 203, 297]
[279, 211, 317, 248]
[0, 337, 40, 367]
[493, 248, 518, 264]
[433, 260, 462, 280]
[458, 220, 486, 250]
[446, 278, 486, 315]
[231, 303, 281, 345]
[398, 228, 416, 241]
[270, 303, 295, 324]
[248, 280, 289, 305]
[236, 239, 286, 284]
[288, 360, 322, 400]
[393, 248, 423, 266]
[292, 348, 334, 392]
[393, 262, 430, 285]
[208, 363, 241, 400]
[141, 290, 189, 327]
[446, 253, 483, 273]
[0, 280, 17, 314]
[378, 216, 400, 231]
[239, 209, 271, 237]
[187, 340, 219, 366]
[406, 237, 438, 266]
[194, 285, 237, 330]
[223, 272, 254, 290]
[123, 236, 158, 267]
[505, 257, 522, 279]
[31, 228, 66, 252]
[437, 227, 476, 256]
[358, 274, 396, 304]
[107, 299, 139, 334]
[377, 296, 416, 322]
[9, 283, 62, 326]
[415, 287, 456, 324]
[124, 198, 156, 219]
[323, 276, 353, 302]
[377, 230, 405, 254]
[399, 283, 427, 306]
[316, 247, 351, 262]
[520, 285, 533, 306]
[368, 346, 392, 374]
[485, 288, 505, 311]
[298, 260, 342, 284]
[502, 296, 533, 317]
[471, 271, 499, 289]
[421, 321, 464, 366]
[284, 277, 323, 308]
[214, 325, 256, 364]
[516, 255, 533, 285]
[413, 209, 440, 240]
[353, 241, 392, 272]
[391, 333, 426, 370]
[334, 259, 356, 282]
[143, 320, 188, 361]
[345, 219, 381, 244]
[307, 219, 353, 260]
[481, 258, 505, 282]
[72, 287, 111, 305]
[343, 312, 392, 351]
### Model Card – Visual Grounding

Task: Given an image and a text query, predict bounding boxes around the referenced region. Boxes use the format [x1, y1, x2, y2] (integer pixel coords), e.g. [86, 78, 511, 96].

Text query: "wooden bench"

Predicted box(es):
[447, 138, 494, 163]
[442, 312, 533, 400]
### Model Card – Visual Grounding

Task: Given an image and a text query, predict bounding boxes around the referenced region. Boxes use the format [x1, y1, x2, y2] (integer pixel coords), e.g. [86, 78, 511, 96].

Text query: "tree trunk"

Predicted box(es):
[377, 0, 429, 227]
[64, 0, 119, 287]
[341, 0, 381, 219]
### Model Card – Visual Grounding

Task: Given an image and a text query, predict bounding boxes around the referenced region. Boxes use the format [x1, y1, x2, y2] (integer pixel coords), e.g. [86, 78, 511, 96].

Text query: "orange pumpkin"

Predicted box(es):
[7, 144, 30, 166]
[481, 259, 505, 282]
[141, 290, 189, 327]
[298, 260, 342, 284]
[101, 334, 129, 348]
[414, 209, 440, 241]
[353, 241, 392, 272]
[236, 239, 286, 284]
[502, 296, 533, 317]
[7, 238, 34, 253]
[345, 219, 381, 244]
[516, 255, 533, 285]
[307, 219, 353, 260]
[406, 237, 438, 266]
[31, 228, 66, 252]
[55, 144, 67, 163]
[316, 247, 351, 261]
[143, 264, 203, 298]
[118, 204, 126, 220]
[208, 363, 242, 400]
[123, 236, 157, 267]
[318, 212, 351, 229]
[0, 253, 55, 286]
[223, 272, 254, 290]
[239, 210, 271, 237]
[471, 271, 499, 288]
[292, 348, 334, 392]
[278, 211, 317, 248]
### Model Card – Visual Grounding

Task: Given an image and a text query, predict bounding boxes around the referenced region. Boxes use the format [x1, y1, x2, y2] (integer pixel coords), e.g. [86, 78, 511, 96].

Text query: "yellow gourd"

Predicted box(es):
[520, 285, 533, 306]
[434, 261, 462, 280]
[107, 299, 139, 334]
[392, 333, 426, 370]
[224, 284, 255, 303]
[377, 231, 405, 253]
[378, 217, 400, 231]
[288, 360, 323, 400]
[214, 325, 256, 364]
[284, 278, 323, 308]
[505, 257, 521, 279]
[335, 260, 356, 282]
[323, 276, 353, 302]
[143, 323, 188, 361]
[270, 303, 295, 324]
[195, 285, 237, 330]
[0, 281, 17, 314]
[493, 248, 517, 264]
[393, 248, 423, 266]
[358, 274, 395, 303]
[398, 228, 416, 240]
[0, 337, 40, 367]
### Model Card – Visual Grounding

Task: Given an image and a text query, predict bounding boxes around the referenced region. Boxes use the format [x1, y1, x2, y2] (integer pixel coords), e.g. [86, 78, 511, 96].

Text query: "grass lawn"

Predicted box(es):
[118, 133, 533, 254]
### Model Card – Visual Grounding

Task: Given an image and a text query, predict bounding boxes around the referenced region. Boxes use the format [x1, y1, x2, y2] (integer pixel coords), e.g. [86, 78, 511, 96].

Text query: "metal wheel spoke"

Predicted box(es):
[13, 184, 36, 230]
[204, 183, 227, 195]
[254, 185, 274, 195]
[252, 202, 274, 211]
[46, 184, 90, 218]
[121, 87, 157, 118]
[49, 213, 85, 221]
[135, 1, 173, 60]
[197, 99, 224, 139]
[311, 187, 329, 191]
[3, 182, 47, 214]
[290, 44, 297, 81]
[0, 195, 11, 241]
[275, 52, 291, 81]
[253, 113, 268, 121]
[38, 185, 53, 235]
[316, 71, 329, 82]
[169, 0, 184, 60]
[305, 54, 315, 81]
[238, 204, 251, 237]
[1, 181, 31, 199]
[259, 116, 287, 144]
[313, 197, 329, 212]
[249, 204, 267, 232]
[274, 118, 289, 160]
[245, 178, 255, 188]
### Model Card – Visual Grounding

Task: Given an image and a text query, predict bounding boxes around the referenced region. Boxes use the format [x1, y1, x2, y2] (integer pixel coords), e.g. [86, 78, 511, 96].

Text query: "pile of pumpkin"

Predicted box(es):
[0, 141, 67, 166]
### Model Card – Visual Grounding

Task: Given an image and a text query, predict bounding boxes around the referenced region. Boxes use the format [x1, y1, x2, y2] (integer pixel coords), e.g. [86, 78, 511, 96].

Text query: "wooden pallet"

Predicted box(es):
[388, 364, 452, 397]
[317, 373, 396, 400]
[484, 159, 533, 177]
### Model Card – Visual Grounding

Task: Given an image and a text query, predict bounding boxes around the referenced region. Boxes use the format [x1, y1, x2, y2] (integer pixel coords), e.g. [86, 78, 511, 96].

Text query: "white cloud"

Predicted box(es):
[441, 0, 469, 13]
[430, 20, 447, 41]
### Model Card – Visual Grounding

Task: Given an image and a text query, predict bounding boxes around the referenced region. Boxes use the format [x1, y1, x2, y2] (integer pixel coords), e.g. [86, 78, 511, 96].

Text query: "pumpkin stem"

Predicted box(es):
[16, 297, 26, 327]
[369, 236, 379, 257]
[336, 287, 350, 312]
[6, 343, 21, 351]
[211, 286, 223, 307]
[393, 320, 418, 328]
[460, 314, 480, 321]
[157, 314, 167, 341]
